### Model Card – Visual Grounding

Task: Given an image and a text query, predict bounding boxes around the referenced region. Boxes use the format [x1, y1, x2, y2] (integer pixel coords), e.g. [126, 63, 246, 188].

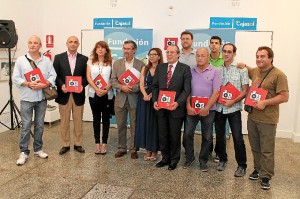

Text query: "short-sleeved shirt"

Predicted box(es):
[216, 62, 249, 114]
[191, 65, 222, 110]
[248, 67, 289, 124]
[179, 49, 197, 69]
[209, 53, 224, 68]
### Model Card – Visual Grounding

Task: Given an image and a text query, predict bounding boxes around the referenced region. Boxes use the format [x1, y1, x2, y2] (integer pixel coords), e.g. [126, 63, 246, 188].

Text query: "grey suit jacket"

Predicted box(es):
[111, 58, 145, 108]
[152, 62, 192, 118]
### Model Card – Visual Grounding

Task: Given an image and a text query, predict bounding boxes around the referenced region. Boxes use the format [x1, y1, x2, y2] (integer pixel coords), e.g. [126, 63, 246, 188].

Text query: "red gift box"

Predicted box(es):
[191, 96, 209, 113]
[245, 86, 268, 107]
[218, 82, 241, 104]
[93, 74, 107, 90]
[118, 69, 139, 86]
[157, 90, 176, 109]
[65, 76, 82, 93]
[24, 68, 47, 84]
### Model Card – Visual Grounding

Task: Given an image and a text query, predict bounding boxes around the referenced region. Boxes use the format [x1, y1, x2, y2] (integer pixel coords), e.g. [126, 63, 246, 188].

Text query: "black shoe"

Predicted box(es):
[74, 146, 85, 153]
[261, 178, 271, 190]
[183, 158, 195, 169]
[156, 161, 169, 168]
[168, 163, 177, 170]
[249, 170, 259, 180]
[59, 147, 70, 155]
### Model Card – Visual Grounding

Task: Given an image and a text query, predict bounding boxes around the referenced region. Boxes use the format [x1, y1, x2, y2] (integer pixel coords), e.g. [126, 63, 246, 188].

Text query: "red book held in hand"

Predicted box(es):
[245, 86, 268, 107]
[157, 90, 176, 109]
[118, 69, 139, 86]
[93, 75, 107, 90]
[191, 96, 209, 113]
[24, 68, 47, 84]
[66, 76, 82, 93]
[218, 82, 241, 104]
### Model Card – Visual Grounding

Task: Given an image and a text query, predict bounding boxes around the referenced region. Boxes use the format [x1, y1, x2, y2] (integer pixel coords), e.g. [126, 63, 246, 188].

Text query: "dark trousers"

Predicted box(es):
[89, 95, 110, 144]
[157, 112, 184, 164]
[184, 111, 215, 164]
[215, 110, 247, 168]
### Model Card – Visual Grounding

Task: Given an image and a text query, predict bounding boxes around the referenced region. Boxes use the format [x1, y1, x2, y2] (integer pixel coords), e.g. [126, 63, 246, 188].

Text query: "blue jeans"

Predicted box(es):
[20, 100, 47, 154]
[215, 110, 247, 168]
[184, 111, 215, 164]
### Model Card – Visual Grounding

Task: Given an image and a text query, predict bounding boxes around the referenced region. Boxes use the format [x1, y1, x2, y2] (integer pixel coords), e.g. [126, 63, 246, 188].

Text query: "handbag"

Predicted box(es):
[25, 55, 58, 100]
[108, 95, 115, 117]
[244, 66, 274, 113]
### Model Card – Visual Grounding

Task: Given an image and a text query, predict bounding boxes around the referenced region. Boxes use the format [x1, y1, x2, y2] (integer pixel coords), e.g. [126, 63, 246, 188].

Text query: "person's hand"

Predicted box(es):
[187, 105, 196, 116]
[153, 101, 161, 110]
[254, 100, 266, 110]
[143, 93, 152, 101]
[168, 102, 179, 111]
[121, 85, 133, 93]
[237, 62, 247, 69]
[61, 84, 68, 93]
[96, 89, 108, 97]
[198, 107, 209, 117]
[29, 80, 47, 90]
[223, 99, 235, 107]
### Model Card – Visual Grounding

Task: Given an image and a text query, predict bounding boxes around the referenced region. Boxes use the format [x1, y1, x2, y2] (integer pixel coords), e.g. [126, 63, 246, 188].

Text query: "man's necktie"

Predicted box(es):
[166, 64, 173, 88]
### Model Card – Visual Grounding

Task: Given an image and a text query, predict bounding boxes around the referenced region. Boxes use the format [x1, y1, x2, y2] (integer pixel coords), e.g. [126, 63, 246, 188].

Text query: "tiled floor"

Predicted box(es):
[0, 121, 300, 199]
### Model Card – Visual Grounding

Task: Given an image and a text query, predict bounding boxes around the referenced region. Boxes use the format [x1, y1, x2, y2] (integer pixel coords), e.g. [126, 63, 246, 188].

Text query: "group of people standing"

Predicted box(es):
[13, 31, 288, 190]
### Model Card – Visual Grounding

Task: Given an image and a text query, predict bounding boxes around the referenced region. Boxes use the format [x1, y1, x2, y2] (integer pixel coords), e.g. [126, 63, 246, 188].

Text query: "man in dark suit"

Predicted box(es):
[111, 40, 145, 159]
[53, 36, 88, 155]
[152, 45, 192, 170]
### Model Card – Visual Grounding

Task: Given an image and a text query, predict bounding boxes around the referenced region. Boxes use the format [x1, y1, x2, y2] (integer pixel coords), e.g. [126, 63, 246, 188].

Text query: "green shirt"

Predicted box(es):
[209, 53, 224, 68]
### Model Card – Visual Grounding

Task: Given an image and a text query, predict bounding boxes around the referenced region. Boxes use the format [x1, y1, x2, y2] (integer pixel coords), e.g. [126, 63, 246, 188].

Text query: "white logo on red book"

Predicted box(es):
[123, 75, 133, 85]
[68, 79, 79, 87]
[160, 94, 171, 103]
[194, 100, 205, 109]
[29, 74, 41, 82]
[222, 90, 233, 100]
[95, 80, 103, 88]
[249, 90, 261, 101]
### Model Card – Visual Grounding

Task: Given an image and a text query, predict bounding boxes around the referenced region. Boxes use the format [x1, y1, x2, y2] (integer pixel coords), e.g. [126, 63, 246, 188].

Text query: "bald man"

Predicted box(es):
[183, 48, 221, 171]
[53, 36, 88, 155]
[13, 35, 57, 165]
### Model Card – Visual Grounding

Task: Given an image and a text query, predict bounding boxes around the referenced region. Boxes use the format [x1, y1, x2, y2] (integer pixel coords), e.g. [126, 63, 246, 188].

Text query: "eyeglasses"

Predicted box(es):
[149, 53, 158, 56]
[223, 50, 233, 54]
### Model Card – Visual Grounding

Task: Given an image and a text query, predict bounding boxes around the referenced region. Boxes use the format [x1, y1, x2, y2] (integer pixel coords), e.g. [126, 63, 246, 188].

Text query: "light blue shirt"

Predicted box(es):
[216, 62, 249, 114]
[13, 53, 57, 102]
[179, 49, 197, 69]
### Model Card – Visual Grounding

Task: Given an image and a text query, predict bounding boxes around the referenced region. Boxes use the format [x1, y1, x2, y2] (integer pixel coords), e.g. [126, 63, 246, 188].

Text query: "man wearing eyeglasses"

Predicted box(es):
[111, 40, 145, 159]
[214, 43, 249, 177]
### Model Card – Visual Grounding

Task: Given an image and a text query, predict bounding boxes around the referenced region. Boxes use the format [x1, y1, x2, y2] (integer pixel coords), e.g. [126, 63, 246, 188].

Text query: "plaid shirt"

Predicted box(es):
[216, 62, 249, 114]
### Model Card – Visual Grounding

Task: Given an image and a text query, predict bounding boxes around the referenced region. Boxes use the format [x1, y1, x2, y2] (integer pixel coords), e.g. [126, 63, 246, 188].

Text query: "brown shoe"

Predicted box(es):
[115, 150, 127, 158]
[131, 151, 138, 159]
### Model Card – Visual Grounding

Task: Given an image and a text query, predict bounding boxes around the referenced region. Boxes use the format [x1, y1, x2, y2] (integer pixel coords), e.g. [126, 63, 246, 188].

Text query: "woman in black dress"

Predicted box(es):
[135, 48, 164, 161]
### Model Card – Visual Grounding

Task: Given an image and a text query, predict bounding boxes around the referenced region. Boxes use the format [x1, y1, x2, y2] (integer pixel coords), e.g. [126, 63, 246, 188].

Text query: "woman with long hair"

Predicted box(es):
[134, 48, 164, 161]
[86, 41, 113, 154]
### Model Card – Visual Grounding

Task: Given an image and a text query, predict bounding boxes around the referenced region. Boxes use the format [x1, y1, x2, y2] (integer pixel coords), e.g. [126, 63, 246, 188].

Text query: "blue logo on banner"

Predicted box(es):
[104, 28, 153, 61]
[93, 18, 133, 29]
[210, 17, 233, 29]
[210, 17, 257, 30]
[233, 18, 257, 30]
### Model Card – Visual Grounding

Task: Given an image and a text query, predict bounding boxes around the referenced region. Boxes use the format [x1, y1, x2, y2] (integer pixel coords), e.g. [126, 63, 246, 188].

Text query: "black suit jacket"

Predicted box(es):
[53, 52, 88, 106]
[152, 62, 192, 118]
